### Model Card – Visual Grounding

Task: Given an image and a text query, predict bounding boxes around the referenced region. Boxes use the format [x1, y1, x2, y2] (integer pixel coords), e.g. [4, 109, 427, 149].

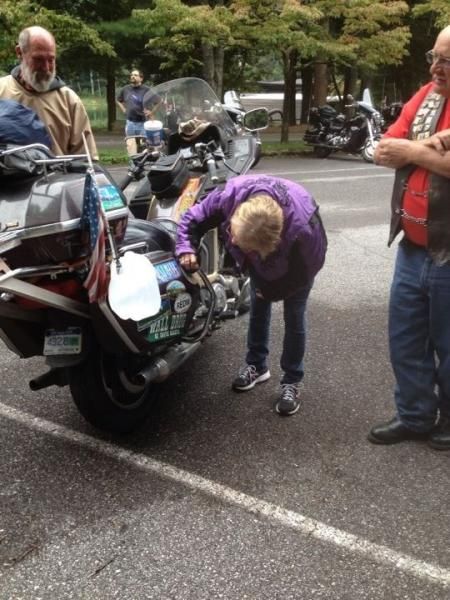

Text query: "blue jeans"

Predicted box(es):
[125, 120, 145, 136]
[246, 280, 312, 384]
[389, 239, 450, 431]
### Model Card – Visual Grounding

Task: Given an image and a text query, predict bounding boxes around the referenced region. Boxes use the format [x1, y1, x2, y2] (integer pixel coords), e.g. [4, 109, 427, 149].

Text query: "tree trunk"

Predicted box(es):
[202, 42, 215, 90]
[106, 62, 116, 132]
[201, 43, 224, 98]
[300, 62, 313, 124]
[214, 46, 224, 100]
[281, 48, 298, 143]
[313, 60, 328, 107]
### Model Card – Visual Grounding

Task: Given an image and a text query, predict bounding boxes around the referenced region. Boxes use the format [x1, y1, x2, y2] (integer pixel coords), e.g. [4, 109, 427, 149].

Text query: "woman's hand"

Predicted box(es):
[178, 253, 199, 272]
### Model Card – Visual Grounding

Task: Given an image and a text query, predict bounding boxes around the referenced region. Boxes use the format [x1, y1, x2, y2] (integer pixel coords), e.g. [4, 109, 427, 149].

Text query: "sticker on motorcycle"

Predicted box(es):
[174, 293, 192, 314]
[98, 184, 126, 210]
[175, 177, 202, 220]
[43, 327, 82, 356]
[145, 311, 187, 342]
[166, 280, 186, 296]
[154, 259, 181, 284]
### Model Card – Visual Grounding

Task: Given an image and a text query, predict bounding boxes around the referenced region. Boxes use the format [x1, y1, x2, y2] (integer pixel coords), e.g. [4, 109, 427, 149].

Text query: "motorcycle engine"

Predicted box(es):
[328, 135, 347, 147]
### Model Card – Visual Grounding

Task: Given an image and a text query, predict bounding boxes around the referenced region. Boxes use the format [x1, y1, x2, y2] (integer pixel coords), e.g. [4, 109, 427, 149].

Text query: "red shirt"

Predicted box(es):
[385, 82, 450, 246]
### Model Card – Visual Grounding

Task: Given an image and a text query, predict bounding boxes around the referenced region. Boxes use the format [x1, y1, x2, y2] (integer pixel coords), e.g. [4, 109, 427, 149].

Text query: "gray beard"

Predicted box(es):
[21, 62, 55, 92]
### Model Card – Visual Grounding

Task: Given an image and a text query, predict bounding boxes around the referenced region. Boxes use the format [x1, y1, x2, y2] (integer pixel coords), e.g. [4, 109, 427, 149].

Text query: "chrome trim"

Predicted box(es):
[0, 207, 129, 242]
[0, 264, 80, 281]
[119, 241, 149, 254]
[0, 144, 87, 163]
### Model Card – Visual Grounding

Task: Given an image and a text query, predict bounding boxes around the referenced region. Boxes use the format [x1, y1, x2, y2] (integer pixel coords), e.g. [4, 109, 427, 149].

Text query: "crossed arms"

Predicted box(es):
[374, 129, 450, 177]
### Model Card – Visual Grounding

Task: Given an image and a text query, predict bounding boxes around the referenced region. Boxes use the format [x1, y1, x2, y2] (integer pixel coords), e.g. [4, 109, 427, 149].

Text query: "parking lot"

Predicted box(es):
[0, 156, 449, 599]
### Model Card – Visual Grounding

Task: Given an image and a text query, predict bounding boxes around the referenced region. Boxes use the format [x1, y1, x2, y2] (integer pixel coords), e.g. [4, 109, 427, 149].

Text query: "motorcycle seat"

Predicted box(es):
[122, 218, 175, 253]
[167, 124, 225, 154]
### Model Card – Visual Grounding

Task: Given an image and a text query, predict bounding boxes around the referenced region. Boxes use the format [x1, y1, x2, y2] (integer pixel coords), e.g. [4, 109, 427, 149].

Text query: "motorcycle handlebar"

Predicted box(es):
[117, 172, 135, 191]
[206, 157, 219, 183]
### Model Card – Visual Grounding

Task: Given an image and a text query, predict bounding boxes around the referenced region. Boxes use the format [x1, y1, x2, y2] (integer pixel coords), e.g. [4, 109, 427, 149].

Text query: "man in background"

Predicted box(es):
[116, 69, 150, 155]
[0, 25, 97, 158]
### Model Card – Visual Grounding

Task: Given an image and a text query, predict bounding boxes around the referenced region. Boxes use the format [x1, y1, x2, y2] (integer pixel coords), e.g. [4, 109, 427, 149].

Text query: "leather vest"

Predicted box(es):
[388, 92, 450, 264]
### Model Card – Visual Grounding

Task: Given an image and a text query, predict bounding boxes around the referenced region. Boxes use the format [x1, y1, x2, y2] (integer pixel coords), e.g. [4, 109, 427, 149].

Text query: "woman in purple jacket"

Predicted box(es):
[176, 174, 327, 416]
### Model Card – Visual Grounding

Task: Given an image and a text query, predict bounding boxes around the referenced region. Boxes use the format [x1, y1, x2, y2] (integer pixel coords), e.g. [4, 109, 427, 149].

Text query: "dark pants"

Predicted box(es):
[246, 280, 312, 384]
[389, 239, 450, 431]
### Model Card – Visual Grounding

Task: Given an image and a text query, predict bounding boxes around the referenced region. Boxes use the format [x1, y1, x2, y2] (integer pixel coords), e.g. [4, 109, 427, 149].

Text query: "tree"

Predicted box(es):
[134, 0, 235, 97]
[0, 0, 115, 69]
[231, 0, 323, 141]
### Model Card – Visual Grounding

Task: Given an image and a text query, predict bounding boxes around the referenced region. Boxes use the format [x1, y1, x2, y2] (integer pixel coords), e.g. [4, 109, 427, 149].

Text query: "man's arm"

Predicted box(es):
[116, 87, 126, 115]
[116, 100, 126, 115]
[374, 136, 450, 178]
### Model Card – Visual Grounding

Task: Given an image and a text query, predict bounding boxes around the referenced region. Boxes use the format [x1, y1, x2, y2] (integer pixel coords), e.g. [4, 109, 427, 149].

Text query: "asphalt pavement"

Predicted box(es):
[0, 156, 449, 599]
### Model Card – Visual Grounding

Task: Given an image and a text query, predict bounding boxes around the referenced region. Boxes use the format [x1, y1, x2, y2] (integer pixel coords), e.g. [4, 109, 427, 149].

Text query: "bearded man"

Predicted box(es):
[0, 26, 97, 157]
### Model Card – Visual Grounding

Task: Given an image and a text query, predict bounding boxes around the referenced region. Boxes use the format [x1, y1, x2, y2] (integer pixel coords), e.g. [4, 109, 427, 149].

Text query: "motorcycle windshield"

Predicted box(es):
[143, 77, 237, 137]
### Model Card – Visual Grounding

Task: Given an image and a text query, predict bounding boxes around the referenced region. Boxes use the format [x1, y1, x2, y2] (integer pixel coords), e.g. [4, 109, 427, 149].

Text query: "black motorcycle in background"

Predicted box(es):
[303, 89, 384, 162]
[381, 100, 403, 132]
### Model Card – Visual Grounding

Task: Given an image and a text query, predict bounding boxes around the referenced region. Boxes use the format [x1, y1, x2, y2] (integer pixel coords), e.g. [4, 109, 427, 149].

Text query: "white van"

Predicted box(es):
[238, 92, 303, 123]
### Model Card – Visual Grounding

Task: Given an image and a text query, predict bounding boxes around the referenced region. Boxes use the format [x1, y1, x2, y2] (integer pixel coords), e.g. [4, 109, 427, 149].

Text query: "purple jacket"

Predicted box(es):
[175, 174, 327, 300]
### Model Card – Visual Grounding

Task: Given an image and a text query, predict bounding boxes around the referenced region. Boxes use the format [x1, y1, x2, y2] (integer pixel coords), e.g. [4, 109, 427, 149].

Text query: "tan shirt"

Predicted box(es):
[0, 74, 98, 158]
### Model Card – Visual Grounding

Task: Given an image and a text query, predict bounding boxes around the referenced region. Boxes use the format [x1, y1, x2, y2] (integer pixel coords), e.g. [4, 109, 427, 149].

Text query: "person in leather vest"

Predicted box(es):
[368, 25, 450, 450]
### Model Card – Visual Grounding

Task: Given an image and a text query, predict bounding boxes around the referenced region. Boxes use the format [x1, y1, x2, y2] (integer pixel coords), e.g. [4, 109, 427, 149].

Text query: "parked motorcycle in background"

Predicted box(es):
[0, 78, 269, 434]
[303, 89, 384, 162]
[381, 99, 403, 132]
[223, 89, 263, 167]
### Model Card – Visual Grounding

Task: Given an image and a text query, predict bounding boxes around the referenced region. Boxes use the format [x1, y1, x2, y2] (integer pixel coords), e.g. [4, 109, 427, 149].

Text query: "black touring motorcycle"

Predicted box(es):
[0, 78, 268, 433]
[304, 89, 384, 162]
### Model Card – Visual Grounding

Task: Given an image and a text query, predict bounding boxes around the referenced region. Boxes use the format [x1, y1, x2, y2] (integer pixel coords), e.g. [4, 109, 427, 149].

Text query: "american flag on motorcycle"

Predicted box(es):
[81, 170, 108, 303]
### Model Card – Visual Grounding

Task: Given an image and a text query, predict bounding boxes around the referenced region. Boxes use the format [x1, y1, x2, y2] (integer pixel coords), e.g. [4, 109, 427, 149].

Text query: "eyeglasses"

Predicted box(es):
[425, 50, 450, 69]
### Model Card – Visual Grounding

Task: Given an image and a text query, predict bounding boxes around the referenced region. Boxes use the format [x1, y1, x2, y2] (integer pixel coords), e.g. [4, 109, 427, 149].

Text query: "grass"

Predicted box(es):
[85, 96, 311, 163]
[262, 139, 311, 155]
[98, 147, 129, 164]
[97, 139, 311, 165]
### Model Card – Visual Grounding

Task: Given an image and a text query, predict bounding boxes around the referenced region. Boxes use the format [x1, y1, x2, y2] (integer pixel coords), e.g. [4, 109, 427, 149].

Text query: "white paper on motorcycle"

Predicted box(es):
[108, 251, 161, 321]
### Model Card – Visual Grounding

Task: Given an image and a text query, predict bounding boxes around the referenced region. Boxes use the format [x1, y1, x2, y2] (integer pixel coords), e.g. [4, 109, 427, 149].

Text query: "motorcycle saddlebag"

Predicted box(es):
[148, 151, 189, 200]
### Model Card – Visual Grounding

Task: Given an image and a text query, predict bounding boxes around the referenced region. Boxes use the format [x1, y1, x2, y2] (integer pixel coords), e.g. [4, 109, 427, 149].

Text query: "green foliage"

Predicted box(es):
[0, 0, 115, 67]
[134, 0, 235, 78]
[412, 0, 450, 29]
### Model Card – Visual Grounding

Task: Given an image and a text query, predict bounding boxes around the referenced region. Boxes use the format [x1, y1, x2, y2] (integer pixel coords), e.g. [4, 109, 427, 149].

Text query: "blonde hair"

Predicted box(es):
[230, 193, 283, 259]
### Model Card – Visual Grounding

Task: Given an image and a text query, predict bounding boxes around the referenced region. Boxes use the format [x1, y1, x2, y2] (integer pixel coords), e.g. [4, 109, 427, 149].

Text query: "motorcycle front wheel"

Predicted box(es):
[361, 138, 379, 163]
[313, 146, 332, 159]
[68, 349, 154, 433]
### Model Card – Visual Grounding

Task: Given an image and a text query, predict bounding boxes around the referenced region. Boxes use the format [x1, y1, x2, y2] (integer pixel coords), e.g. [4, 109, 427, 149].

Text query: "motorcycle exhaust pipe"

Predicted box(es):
[29, 368, 67, 391]
[132, 340, 202, 386]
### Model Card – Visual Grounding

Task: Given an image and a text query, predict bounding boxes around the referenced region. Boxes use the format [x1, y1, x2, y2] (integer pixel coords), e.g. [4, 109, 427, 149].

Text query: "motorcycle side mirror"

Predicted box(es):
[243, 108, 269, 131]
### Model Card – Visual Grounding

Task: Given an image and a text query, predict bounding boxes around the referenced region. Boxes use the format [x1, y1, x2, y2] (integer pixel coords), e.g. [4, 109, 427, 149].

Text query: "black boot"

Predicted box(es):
[428, 417, 450, 451]
[368, 416, 431, 445]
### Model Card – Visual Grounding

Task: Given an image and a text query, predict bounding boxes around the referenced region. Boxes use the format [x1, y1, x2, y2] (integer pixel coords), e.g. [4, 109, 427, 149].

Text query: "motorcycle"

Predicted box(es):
[222, 89, 263, 167]
[0, 77, 268, 434]
[303, 89, 384, 162]
[381, 100, 403, 131]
